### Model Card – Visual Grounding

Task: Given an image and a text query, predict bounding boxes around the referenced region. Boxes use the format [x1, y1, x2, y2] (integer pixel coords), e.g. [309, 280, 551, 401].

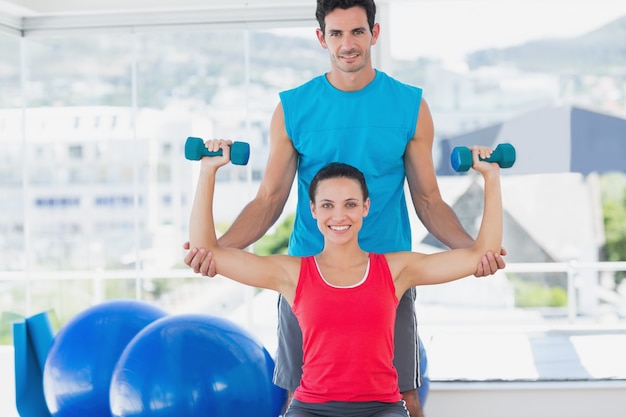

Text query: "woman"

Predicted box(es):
[189, 139, 502, 417]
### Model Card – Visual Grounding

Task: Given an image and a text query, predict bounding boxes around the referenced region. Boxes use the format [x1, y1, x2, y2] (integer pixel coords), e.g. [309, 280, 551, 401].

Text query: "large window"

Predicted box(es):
[0, 24, 328, 331]
[1, 5, 626, 417]
[1, 3, 625, 395]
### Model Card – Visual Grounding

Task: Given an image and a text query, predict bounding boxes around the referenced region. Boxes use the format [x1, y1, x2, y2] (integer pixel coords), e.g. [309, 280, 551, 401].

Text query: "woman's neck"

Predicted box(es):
[317, 242, 369, 266]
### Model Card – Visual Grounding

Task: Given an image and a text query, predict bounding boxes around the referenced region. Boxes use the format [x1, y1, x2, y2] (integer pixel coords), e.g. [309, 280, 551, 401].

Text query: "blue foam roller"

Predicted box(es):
[25, 311, 54, 371]
[13, 321, 52, 417]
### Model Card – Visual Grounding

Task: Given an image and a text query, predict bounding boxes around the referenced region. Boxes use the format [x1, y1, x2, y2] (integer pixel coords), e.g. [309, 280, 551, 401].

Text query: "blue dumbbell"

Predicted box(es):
[184, 136, 250, 166]
[450, 143, 516, 172]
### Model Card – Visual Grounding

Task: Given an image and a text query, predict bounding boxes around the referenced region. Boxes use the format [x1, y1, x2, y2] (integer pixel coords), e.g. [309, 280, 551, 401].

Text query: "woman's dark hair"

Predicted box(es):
[309, 162, 369, 202]
[315, 0, 377, 34]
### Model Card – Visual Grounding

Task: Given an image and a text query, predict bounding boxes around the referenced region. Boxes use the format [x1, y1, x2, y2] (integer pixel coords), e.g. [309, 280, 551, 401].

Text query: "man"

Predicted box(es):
[185, 1, 506, 416]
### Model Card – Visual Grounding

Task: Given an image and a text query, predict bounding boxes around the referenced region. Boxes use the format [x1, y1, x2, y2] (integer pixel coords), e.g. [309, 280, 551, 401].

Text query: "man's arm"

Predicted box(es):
[185, 102, 298, 274]
[404, 98, 506, 276]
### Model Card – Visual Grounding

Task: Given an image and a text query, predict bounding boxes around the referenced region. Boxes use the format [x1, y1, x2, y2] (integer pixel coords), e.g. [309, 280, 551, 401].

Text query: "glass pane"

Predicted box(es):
[386, 1, 626, 367]
[13, 34, 138, 322]
[133, 30, 250, 278]
[130, 26, 326, 272]
[388, 1, 626, 135]
[0, 33, 21, 108]
[0, 33, 23, 277]
[4, 25, 332, 331]
[0, 32, 24, 353]
[23, 34, 136, 276]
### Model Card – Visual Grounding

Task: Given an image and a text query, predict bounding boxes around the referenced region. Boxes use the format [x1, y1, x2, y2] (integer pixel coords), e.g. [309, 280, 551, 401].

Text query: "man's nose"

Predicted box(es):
[341, 34, 357, 50]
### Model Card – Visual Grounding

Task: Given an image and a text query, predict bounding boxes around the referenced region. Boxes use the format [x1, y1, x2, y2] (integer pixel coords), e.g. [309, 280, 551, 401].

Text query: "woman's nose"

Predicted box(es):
[331, 207, 346, 220]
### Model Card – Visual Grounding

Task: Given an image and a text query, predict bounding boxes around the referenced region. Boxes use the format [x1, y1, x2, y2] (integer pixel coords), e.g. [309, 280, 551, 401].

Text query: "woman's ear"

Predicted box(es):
[310, 200, 317, 219]
[363, 198, 371, 217]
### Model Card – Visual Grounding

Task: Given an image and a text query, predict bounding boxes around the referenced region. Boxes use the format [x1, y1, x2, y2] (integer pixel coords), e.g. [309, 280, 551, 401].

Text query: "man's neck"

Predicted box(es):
[326, 67, 377, 92]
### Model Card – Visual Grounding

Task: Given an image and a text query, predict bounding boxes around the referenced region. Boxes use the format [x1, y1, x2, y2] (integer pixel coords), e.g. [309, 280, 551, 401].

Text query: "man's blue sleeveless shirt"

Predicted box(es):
[279, 70, 423, 256]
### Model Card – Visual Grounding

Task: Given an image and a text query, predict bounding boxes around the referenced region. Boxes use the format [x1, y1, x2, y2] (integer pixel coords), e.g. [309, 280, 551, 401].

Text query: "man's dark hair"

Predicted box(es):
[315, 0, 377, 35]
[309, 162, 369, 202]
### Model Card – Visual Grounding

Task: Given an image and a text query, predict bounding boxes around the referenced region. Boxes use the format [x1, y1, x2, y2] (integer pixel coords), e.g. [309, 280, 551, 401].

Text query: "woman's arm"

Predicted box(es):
[404, 99, 506, 277]
[391, 146, 503, 295]
[184, 103, 299, 276]
[188, 139, 298, 299]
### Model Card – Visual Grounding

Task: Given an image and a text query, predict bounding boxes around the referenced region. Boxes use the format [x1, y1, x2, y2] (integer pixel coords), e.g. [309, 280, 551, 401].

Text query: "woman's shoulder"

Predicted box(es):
[383, 251, 427, 272]
[267, 254, 304, 274]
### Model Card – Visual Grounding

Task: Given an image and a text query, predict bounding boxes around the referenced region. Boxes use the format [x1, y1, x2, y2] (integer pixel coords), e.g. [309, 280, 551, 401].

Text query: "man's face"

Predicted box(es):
[316, 6, 380, 74]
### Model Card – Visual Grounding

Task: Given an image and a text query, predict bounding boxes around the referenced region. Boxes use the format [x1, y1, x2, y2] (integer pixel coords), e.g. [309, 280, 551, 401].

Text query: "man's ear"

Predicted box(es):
[370, 22, 380, 46]
[316, 28, 327, 49]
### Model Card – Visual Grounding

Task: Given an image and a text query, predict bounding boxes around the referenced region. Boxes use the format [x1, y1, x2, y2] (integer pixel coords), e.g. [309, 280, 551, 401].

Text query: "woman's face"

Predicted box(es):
[310, 176, 370, 244]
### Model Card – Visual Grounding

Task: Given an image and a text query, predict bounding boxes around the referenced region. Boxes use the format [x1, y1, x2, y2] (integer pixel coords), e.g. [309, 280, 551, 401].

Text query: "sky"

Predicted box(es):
[388, 0, 626, 62]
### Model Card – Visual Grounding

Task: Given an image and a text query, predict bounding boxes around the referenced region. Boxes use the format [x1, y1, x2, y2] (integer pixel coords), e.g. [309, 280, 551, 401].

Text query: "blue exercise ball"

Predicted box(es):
[43, 299, 168, 417]
[110, 314, 286, 417]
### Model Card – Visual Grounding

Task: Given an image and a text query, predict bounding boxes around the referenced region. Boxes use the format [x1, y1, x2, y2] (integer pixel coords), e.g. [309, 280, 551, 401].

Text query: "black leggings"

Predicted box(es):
[285, 399, 409, 417]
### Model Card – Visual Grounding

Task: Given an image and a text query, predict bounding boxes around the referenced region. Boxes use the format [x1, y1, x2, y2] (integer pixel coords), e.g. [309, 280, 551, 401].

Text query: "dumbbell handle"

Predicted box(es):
[450, 143, 516, 172]
[184, 136, 250, 166]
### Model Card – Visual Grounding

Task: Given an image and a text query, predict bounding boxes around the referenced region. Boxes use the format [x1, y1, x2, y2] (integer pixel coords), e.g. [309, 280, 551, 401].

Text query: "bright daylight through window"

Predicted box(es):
[1, 1, 626, 416]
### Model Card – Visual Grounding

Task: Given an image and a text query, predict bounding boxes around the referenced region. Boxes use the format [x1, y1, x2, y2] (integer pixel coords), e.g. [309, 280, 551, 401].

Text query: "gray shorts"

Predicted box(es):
[273, 287, 421, 393]
[285, 399, 409, 417]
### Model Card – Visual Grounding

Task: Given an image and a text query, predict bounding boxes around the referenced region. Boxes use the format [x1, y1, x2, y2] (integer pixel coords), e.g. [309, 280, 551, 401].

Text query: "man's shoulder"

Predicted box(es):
[376, 70, 423, 95]
[280, 74, 326, 96]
